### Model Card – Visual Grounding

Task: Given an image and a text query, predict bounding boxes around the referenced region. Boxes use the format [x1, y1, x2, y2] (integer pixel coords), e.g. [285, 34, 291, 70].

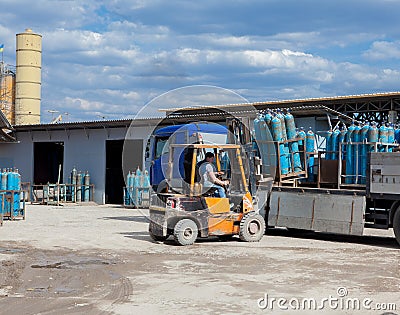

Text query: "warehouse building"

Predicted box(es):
[0, 119, 155, 204]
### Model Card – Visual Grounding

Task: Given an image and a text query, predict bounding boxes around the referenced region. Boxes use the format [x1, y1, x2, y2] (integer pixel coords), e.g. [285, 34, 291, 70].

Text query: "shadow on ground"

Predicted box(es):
[101, 216, 149, 223]
[119, 231, 152, 242]
[266, 228, 399, 249]
[119, 231, 241, 246]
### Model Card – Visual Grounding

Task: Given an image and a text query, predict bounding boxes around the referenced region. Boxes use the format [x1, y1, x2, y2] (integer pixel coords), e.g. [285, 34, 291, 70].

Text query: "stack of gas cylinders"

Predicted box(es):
[253, 110, 315, 180]
[69, 168, 91, 202]
[124, 167, 150, 207]
[322, 122, 400, 184]
[0, 168, 22, 217]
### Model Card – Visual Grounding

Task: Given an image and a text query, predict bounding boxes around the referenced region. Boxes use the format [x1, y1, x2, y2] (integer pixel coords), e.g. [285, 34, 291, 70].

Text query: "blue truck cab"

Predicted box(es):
[145, 122, 227, 192]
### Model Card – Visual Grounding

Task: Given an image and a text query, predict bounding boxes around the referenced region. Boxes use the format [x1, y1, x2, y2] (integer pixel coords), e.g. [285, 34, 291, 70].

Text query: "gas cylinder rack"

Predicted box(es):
[0, 168, 27, 222]
[253, 110, 308, 185]
[124, 167, 151, 208]
[317, 121, 400, 188]
[31, 168, 94, 205]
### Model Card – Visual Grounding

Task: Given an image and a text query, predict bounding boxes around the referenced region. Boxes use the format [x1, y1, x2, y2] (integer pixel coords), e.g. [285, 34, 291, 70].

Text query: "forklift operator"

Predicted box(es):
[198, 152, 229, 198]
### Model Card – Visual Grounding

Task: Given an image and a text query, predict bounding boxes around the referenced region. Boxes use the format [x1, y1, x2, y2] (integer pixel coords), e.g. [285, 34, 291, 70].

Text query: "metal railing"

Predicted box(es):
[0, 190, 27, 221]
[31, 183, 95, 205]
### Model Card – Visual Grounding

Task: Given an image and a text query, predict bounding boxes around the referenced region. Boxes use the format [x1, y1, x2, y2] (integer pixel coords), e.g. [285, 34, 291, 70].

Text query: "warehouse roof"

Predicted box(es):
[161, 91, 400, 114]
[13, 117, 163, 132]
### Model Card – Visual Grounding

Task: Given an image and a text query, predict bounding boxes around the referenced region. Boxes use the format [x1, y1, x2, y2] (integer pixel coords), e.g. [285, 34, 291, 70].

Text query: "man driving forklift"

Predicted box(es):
[198, 152, 229, 198]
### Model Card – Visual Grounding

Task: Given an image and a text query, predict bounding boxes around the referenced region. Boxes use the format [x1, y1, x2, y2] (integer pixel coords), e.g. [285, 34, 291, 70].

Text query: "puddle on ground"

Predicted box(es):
[0, 248, 24, 254]
[54, 287, 76, 294]
[31, 259, 113, 269]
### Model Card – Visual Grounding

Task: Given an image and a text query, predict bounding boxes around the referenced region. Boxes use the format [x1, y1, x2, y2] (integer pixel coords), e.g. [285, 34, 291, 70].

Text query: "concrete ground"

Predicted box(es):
[0, 203, 399, 315]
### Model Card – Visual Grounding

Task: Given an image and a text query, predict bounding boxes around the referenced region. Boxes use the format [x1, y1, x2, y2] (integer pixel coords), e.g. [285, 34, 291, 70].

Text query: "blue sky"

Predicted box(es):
[1, 0, 400, 122]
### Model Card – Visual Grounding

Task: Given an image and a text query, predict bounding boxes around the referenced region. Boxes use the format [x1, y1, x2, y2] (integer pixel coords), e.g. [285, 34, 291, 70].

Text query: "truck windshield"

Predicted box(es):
[154, 137, 169, 159]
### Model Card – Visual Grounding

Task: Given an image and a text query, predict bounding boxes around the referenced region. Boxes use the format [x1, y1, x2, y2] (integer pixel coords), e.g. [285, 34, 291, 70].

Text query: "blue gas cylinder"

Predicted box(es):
[271, 115, 289, 175]
[388, 123, 395, 152]
[345, 123, 356, 184]
[126, 171, 132, 189]
[134, 168, 142, 205]
[306, 128, 315, 182]
[254, 116, 267, 171]
[271, 113, 282, 141]
[352, 125, 361, 183]
[297, 127, 306, 146]
[325, 129, 333, 160]
[135, 167, 142, 187]
[338, 128, 346, 161]
[124, 172, 130, 206]
[76, 172, 83, 202]
[129, 171, 136, 205]
[278, 110, 291, 172]
[143, 170, 150, 188]
[1, 169, 7, 190]
[276, 110, 287, 141]
[395, 127, 400, 144]
[379, 124, 388, 152]
[285, 111, 301, 172]
[6, 170, 14, 214]
[83, 171, 90, 202]
[254, 115, 273, 175]
[284, 110, 296, 139]
[331, 129, 340, 160]
[359, 123, 370, 184]
[14, 169, 21, 214]
[264, 111, 272, 127]
[368, 122, 379, 154]
[0, 169, 3, 214]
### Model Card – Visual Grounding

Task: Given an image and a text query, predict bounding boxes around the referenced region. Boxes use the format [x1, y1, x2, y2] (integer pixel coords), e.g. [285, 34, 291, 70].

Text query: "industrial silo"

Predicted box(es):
[15, 29, 42, 125]
[0, 65, 16, 124]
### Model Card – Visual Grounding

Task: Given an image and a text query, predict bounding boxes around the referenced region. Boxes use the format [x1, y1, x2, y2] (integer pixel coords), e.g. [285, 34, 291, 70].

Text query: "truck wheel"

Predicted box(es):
[173, 219, 198, 246]
[393, 209, 400, 246]
[149, 223, 168, 242]
[239, 213, 265, 242]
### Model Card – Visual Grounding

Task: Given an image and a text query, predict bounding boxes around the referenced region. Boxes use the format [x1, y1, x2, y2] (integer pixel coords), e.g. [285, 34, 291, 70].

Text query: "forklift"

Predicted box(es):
[148, 143, 265, 245]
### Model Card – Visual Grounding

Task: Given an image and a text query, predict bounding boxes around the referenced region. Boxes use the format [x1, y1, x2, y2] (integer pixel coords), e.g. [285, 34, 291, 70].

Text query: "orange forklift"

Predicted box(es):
[149, 143, 265, 245]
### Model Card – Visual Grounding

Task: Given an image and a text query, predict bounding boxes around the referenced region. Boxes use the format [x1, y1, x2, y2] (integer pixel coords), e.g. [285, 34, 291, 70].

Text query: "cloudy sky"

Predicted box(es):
[1, 0, 400, 122]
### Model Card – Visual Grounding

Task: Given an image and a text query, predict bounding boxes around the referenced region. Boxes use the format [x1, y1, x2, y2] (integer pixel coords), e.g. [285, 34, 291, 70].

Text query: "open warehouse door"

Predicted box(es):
[34, 142, 64, 185]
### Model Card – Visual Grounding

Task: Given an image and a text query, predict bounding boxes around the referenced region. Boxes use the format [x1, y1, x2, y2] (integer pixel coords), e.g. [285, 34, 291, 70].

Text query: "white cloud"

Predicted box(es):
[363, 41, 400, 60]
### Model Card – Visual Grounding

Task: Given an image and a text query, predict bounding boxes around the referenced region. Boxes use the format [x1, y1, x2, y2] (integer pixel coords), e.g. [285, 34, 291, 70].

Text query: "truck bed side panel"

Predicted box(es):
[269, 190, 365, 235]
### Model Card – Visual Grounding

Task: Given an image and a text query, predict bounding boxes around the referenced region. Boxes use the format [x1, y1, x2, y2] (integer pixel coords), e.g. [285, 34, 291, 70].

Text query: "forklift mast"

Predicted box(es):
[226, 117, 257, 197]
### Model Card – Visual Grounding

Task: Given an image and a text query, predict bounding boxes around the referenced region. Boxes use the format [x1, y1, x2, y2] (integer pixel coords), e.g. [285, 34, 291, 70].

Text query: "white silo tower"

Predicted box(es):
[15, 28, 42, 125]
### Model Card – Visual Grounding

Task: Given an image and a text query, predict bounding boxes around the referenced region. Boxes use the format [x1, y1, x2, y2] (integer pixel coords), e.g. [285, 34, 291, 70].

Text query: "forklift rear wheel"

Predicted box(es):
[393, 208, 400, 246]
[174, 219, 198, 246]
[239, 213, 265, 242]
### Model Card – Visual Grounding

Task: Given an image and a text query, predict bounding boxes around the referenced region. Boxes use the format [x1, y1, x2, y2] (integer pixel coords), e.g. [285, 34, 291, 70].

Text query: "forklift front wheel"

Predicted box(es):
[239, 213, 265, 242]
[173, 219, 198, 246]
